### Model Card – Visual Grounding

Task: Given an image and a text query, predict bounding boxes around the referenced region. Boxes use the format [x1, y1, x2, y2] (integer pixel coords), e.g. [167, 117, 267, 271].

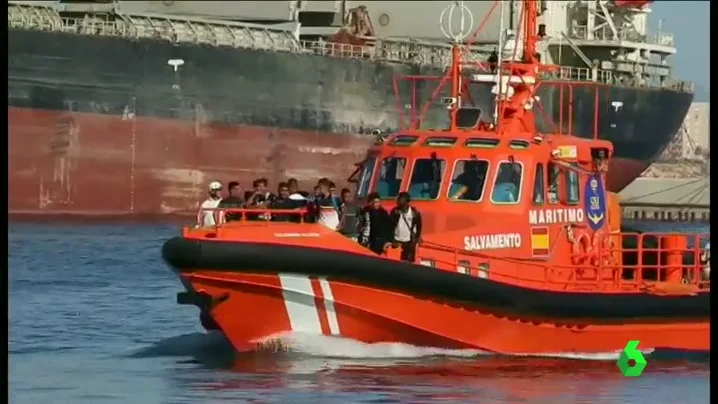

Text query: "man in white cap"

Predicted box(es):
[197, 181, 223, 227]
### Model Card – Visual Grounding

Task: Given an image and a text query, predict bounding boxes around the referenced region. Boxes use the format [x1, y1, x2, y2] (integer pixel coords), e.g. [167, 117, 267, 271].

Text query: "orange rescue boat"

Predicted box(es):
[162, 0, 710, 355]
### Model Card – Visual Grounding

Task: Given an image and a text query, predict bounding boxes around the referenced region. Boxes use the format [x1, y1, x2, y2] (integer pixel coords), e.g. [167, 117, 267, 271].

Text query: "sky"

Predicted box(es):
[650, 1, 710, 101]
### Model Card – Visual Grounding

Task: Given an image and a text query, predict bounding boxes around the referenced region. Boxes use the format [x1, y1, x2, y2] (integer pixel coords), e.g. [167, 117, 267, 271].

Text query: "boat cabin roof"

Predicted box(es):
[353, 129, 614, 209]
[370, 130, 613, 164]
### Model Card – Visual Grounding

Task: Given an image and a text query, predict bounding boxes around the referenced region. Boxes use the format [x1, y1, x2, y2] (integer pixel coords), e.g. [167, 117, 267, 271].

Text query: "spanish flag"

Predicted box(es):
[531, 227, 550, 257]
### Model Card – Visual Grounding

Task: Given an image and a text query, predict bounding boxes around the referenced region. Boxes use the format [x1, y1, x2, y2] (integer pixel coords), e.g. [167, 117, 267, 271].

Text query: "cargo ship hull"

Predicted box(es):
[8, 29, 693, 217]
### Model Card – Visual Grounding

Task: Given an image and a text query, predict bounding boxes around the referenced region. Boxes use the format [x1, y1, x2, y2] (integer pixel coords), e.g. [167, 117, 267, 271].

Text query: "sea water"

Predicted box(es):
[8, 222, 709, 403]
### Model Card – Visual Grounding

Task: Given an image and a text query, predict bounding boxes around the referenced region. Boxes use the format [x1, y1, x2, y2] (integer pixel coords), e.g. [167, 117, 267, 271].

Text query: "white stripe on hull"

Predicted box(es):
[278, 274, 341, 336]
[319, 277, 341, 335]
[278, 274, 322, 334]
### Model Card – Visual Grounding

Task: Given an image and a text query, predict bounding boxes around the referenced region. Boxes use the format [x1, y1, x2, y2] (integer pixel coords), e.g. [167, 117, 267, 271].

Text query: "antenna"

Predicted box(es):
[439, 1, 474, 44]
[438, 1, 476, 131]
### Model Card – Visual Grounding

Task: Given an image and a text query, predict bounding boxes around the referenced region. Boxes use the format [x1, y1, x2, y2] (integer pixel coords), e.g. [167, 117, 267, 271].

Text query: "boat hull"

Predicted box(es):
[163, 236, 709, 354]
[8, 28, 694, 216]
[178, 270, 710, 354]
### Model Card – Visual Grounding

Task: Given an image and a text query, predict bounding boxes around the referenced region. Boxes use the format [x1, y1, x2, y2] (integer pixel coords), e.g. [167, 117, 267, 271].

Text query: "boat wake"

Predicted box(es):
[130, 331, 710, 377]
[133, 331, 659, 363]
[255, 332, 489, 359]
[255, 331, 653, 361]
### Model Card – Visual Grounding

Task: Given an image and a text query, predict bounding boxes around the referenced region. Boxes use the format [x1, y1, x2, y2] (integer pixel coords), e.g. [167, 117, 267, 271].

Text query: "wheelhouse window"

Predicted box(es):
[448, 159, 490, 202]
[566, 167, 580, 204]
[408, 157, 446, 200]
[376, 157, 406, 199]
[491, 160, 523, 204]
[547, 162, 561, 204]
[354, 157, 376, 198]
[533, 163, 545, 205]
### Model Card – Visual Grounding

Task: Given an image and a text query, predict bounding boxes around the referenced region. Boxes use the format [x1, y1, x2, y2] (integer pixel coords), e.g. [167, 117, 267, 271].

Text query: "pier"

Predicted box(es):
[618, 177, 710, 223]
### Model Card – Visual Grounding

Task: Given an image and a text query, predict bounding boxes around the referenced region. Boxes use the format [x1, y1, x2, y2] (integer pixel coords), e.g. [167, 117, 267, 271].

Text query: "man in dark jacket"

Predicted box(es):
[361, 192, 392, 255]
[245, 178, 276, 221]
[270, 182, 300, 222]
[217, 181, 244, 222]
[390, 192, 423, 262]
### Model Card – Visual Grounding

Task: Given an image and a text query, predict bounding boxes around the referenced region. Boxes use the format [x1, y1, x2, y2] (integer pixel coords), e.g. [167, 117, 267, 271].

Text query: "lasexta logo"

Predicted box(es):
[617, 340, 647, 377]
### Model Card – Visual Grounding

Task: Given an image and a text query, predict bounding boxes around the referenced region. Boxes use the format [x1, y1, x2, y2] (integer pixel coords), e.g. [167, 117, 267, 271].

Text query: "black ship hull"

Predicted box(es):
[8, 29, 693, 215]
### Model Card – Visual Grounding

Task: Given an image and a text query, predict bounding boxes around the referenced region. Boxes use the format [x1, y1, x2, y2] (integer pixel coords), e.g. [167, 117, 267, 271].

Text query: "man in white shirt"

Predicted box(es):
[389, 192, 423, 262]
[197, 181, 223, 227]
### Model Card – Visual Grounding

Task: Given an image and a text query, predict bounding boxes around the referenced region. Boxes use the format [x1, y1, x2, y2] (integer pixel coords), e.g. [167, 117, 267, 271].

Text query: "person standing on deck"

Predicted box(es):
[487, 47, 498, 74]
[197, 181, 223, 227]
[287, 178, 309, 200]
[270, 182, 301, 222]
[245, 178, 276, 221]
[338, 188, 362, 241]
[362, 192, 392, 255]
[217, 181, 244, 223]
[315, 180, 342, 230]
[389, 192, 423, 262]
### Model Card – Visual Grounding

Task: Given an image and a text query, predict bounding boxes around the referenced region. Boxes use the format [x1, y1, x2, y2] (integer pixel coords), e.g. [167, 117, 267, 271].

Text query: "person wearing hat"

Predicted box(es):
[389, 192, 423, 262]
[197, 181, 223, 227]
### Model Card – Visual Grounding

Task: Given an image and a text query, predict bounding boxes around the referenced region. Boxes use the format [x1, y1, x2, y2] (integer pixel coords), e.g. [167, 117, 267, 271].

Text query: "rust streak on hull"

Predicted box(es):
[9, 107, 371, 217]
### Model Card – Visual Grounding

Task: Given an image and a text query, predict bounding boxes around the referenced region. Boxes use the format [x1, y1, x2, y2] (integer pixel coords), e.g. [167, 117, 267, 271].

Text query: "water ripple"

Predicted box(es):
[8, 222, 710, 404]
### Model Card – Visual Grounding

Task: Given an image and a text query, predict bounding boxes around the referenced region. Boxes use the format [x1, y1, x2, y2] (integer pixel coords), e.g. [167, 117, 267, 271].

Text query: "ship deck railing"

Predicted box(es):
[8, 1, 692, 92]
[570, 24, 675, 48]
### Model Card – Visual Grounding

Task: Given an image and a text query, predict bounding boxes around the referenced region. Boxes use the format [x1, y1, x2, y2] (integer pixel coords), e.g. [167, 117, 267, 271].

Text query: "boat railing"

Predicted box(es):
[190, 207, 311, 231]
[419, 232, 710, 293]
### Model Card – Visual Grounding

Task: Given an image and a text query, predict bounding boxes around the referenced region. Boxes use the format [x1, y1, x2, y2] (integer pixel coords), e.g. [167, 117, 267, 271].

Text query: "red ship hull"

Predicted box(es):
[9, 107, 649, 217]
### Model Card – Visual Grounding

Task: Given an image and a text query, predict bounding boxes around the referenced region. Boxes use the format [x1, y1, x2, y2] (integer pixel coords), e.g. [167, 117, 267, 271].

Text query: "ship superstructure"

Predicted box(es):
[7, 0, 694, 216]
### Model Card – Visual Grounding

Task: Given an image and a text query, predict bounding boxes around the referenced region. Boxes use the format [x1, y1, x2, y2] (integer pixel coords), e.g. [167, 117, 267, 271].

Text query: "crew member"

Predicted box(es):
[389, 192, 423, 262]
[493, 156, 522, 203]
[197, 181, 223, 227]
[217, 181, 244, 223]
[487, 47, 498, 74]
[450, 161, 486, 201]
